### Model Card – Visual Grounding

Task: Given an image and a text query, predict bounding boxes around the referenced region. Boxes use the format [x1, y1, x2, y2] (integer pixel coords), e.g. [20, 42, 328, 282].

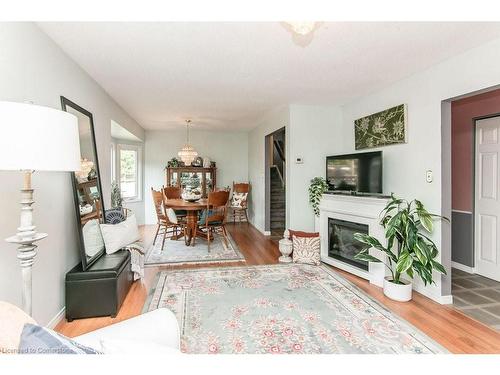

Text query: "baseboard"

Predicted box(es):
[451, 261, 475, 274]
[412, 283, 453, 305]
[246, 221, 272, 236]
[46, 306, 65, 329]
[438, 295, 454, 305]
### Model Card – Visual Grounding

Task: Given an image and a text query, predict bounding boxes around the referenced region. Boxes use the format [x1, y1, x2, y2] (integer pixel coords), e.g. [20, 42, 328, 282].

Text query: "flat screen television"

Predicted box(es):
[326, 151, 382, 194]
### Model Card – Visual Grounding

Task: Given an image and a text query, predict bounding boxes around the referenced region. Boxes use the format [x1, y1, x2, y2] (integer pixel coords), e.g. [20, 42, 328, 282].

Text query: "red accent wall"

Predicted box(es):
[452, 89, 500, 212]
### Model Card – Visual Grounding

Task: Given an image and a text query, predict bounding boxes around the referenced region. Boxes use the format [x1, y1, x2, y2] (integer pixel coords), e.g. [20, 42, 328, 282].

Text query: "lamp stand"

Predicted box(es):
[5, 170, 47, 315]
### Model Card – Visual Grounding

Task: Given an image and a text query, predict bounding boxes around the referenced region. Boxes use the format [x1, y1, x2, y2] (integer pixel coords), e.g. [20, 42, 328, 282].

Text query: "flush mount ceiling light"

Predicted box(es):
[178, 119, 198, 165]
[285, 21, 317, 36]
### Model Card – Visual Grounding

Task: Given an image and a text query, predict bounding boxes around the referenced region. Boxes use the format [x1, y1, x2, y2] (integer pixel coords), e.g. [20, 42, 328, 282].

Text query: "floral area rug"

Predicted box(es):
[144, 232, 245, 266]
[143, 264, 447, 354]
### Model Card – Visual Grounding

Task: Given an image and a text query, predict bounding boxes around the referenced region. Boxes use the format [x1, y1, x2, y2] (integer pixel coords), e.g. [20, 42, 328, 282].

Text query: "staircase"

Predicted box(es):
[270, 166, 285, 236]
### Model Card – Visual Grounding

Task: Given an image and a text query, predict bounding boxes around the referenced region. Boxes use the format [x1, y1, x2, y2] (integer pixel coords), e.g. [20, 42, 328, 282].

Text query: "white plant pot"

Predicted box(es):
[383, 277, 412, 302]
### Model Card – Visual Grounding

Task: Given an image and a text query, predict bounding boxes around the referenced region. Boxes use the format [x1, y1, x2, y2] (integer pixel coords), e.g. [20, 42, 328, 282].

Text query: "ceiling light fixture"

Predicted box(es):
[178, 119, 198, 165]
[286, 22, 316, 36]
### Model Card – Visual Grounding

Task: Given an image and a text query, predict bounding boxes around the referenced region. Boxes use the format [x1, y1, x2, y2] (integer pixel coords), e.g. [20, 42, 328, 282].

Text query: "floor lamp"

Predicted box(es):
[0, 101, 80, 316]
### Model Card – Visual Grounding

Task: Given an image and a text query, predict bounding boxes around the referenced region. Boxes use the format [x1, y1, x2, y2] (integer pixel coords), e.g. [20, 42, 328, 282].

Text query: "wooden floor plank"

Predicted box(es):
[55, 223, 500, 353]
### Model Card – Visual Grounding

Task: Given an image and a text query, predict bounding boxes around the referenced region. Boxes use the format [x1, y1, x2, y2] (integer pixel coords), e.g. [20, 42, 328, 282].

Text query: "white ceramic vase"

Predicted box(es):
[383, 276, 412, 302]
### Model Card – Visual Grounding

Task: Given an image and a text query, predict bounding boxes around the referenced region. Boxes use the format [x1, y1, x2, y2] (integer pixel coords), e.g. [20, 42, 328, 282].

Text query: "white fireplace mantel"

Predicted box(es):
[319, 194, 390, 287]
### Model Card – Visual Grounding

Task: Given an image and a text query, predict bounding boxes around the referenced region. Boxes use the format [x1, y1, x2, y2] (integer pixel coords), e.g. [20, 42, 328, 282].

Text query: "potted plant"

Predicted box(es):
[111, 180, 123, 209]
[353, 194, 448, 302]
[308, 177, 328, 216]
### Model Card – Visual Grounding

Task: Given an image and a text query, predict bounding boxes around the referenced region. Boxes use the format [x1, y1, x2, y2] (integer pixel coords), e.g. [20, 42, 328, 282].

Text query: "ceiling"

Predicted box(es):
[38, 22, 500, 131]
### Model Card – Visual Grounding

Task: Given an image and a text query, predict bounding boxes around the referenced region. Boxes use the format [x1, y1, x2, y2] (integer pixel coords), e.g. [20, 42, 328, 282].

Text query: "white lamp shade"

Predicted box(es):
[0, 101, 81, 171]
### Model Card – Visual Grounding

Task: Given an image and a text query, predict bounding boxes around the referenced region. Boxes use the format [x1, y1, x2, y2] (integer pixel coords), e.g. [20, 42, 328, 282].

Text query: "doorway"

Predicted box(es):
[265, 127, 286, 239]
[450, 89, 500, 331]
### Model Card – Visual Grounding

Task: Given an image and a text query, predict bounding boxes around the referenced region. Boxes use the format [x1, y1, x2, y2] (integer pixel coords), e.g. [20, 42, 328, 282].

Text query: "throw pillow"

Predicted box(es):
[166, 208, 178, 224]
[292, 234, 321, 266]
[82, 219, 105, 257]
[289, 230, 319, 238]
[231, 192, 248, 208]
[100, 214, 141, 254]
[104, 208, 126, 224]
[18, 324, 101, 354]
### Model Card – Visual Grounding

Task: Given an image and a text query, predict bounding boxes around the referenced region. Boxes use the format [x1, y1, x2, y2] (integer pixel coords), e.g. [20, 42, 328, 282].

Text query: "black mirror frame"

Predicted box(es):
[60, 96, 106, 270]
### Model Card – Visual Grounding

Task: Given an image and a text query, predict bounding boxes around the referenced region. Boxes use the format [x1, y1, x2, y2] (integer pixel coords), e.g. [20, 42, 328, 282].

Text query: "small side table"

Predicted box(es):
[278, 229, 293, 263]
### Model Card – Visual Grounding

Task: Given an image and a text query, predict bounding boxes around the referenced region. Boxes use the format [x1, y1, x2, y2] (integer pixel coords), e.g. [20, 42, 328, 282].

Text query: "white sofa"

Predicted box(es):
[74, 308, 180, 353]
[0, 301, 180, 354]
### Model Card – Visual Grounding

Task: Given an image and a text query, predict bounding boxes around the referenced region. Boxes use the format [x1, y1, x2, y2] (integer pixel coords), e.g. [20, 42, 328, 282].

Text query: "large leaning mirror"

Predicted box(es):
[61, 96, 106, 270]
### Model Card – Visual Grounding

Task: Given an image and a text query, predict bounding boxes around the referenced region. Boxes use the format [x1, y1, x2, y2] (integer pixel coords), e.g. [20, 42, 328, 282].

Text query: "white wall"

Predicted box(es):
[247, 105, 343, 234]
[288, 105, 343, 231]
[0, 23, 144, 325]
[247, 107, 290, 233]
[338, 36, 500, 303]
[144, 129, 248, 225]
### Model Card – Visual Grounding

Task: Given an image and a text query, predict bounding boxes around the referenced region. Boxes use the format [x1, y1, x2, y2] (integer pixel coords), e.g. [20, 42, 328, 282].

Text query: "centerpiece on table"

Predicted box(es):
[182, 188, 202, 202]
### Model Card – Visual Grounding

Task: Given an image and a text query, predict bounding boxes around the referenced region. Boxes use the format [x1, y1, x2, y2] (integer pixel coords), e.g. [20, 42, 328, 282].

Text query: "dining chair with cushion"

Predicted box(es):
[162, 186, 187, 221]
[151, 188, 184, 250]
[230, 182, 250, 224]
[199, 190, 230, 252]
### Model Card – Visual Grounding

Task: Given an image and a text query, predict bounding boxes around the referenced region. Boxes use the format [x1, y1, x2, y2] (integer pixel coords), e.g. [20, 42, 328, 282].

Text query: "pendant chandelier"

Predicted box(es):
[178, 119, 198, 165]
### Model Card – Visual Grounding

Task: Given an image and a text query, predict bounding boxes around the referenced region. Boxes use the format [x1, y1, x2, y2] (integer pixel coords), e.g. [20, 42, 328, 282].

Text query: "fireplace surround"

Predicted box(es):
[328, 218, 369, 271]
[318, 193, 390, 287]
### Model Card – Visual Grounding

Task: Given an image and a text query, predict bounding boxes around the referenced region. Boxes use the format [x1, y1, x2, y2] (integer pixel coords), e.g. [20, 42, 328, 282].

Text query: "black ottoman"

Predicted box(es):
[65, 250, 133, 321]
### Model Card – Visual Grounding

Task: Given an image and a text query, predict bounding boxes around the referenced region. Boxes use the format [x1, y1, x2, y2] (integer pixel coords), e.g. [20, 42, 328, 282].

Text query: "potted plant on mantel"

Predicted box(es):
[353, 194, 448, 302]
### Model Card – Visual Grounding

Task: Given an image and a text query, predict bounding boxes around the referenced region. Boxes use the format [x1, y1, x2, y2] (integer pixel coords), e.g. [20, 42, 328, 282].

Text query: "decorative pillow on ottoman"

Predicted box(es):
[290, 230, 321, 266]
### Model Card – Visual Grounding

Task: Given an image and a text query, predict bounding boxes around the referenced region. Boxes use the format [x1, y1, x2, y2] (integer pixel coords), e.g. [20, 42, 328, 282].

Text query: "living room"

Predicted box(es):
[2, 1, 500, 372]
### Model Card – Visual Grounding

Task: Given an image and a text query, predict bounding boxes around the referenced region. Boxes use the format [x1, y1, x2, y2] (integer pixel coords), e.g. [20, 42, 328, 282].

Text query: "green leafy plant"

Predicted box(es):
[167, 157, 180, 168]
[354, 194, 448, 286]
[111, 181, 123, 208]
[308, 177, 328, 216]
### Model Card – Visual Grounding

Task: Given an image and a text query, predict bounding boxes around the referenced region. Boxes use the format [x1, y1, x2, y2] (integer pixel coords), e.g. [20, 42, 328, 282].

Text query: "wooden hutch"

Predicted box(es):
[165, 166, 217, 198]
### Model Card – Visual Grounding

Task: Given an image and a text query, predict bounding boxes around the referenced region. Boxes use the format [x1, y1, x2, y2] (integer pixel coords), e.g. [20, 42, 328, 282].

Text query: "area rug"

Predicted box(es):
[144, 232, 245, 266]
[143, 264, 447, 354]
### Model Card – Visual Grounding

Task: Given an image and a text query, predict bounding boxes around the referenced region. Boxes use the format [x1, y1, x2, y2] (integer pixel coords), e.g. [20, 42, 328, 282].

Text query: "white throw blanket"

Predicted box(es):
[123, 241, 145, 281]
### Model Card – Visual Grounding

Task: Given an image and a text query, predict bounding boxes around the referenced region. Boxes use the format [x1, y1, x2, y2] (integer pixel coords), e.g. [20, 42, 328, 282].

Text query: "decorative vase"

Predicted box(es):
[278, 229, 293, 263]
[383, 277, 412, 302]
[203, 157, 211, 168]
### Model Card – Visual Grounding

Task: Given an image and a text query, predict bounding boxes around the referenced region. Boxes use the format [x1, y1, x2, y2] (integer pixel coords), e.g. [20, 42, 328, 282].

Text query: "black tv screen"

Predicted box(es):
[326, 151, 382, 193]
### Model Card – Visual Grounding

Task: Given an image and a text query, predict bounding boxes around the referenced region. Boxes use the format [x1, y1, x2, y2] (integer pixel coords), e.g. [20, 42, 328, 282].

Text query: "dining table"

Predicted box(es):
[163, 198, 209, 246]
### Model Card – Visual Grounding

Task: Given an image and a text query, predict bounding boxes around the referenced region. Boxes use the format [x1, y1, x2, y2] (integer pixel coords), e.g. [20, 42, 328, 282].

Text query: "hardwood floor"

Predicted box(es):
[55, 223, 500, 353]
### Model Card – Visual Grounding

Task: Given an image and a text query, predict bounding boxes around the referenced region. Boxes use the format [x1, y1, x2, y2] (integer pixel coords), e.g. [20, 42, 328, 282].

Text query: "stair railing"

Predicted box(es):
[270, 164, 285, 188]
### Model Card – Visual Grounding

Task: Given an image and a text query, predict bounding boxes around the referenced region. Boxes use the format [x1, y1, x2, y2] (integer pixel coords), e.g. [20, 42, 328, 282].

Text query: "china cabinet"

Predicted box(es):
[165, 166, 217, 198]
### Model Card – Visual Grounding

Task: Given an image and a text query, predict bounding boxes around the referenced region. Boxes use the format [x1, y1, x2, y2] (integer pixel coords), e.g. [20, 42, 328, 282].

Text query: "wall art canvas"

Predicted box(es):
[354, 104, 407, 150]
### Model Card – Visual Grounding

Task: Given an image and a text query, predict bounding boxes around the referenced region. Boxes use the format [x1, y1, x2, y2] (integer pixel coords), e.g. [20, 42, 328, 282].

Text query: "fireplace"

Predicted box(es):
[328, 218, 369, 271]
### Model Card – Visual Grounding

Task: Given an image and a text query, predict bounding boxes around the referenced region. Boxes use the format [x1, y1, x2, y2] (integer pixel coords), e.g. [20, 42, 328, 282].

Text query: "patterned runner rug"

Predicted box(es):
[144, 232, 245, 266]
[143, 264, 447, 354]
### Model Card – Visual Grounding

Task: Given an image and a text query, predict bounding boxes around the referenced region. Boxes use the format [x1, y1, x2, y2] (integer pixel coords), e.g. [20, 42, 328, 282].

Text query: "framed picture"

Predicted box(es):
[354, 104, 407, 150]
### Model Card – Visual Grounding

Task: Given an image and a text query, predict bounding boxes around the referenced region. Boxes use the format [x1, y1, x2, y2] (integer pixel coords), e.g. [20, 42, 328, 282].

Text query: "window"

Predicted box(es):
[117, 144, 142, 201]
[111, 143, 116, 181]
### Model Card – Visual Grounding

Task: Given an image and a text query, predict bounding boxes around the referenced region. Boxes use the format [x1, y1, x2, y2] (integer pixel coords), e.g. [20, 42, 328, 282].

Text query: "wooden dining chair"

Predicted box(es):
[163, 186, 182, 199]
[200, 190, 230, 252]
[151, 188, 184, 251]
[162, 185, 187, 222]
[229, 182, 250, 224]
